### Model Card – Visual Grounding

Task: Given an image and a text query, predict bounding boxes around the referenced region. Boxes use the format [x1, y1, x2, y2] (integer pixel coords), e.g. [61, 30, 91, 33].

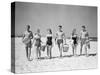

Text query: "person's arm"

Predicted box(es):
[63, 33, 66, 44]
[86, 32, 89, 41]
[55, 33, 58, 44]
[80, 31, 82, 41]
[51, 34, 54, 46]
[30, 31, 33, 39]
[87, 32, 89, 38]
[76, 34, 79, 43]
[22, 32, 25, 39]
[22, 32, 25, 43]
[39, 34, 43, 44]
[63, 33, 66, 39]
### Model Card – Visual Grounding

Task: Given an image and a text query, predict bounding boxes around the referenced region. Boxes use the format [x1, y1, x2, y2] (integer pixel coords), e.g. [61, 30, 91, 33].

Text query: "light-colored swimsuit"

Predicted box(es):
[23, 31, 33, 47]
[34, 33, 41, 47]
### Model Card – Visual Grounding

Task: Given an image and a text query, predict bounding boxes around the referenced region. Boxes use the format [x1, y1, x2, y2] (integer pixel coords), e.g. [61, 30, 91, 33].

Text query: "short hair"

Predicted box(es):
[72, 29, 76, 36]
[58, 25, 62, 28]
[82, 25, 86, 28]
[26, 25, 30, 29]
[37, 29, 40, 32]
[47, 28, 52, 34]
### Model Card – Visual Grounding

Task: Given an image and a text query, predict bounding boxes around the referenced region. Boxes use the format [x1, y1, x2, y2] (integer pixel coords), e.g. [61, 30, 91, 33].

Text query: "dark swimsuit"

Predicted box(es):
[72, 36, 77, 45]
[46, 36, 52, 46]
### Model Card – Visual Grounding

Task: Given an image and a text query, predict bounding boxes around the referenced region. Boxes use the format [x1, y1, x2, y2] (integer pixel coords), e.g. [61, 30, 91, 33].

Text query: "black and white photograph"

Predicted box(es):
[11, 2, 98, 73]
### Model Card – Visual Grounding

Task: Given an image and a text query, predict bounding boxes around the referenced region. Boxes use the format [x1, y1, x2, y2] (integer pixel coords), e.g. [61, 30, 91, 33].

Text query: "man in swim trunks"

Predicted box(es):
[55, 25, 65, 57]
[80, 26, 90, 56]
[22, 25, 33, 61]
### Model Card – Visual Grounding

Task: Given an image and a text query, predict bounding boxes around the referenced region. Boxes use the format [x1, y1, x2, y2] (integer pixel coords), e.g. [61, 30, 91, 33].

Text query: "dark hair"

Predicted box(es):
[48, 28, 52, 34]
[27, 25, 30, 29]
[82, 25, 86, 28]
[58, 25, 62, 28]
[37, 29, 40, 33]
[72, 29, 76, 36]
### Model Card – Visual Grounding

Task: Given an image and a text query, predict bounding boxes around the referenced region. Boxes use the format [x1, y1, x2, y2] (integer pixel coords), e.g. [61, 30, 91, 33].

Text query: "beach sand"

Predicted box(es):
[13, 37, 97, 73]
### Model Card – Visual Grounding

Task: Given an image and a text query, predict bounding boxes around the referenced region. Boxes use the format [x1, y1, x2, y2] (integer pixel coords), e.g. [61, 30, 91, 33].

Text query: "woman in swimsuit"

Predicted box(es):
[34, 29, 41, 59]
[71, 29, 78, 56]
[55, 25, 65, 57]
[46, 29, 53, 59]
[22, 25, 33, 61]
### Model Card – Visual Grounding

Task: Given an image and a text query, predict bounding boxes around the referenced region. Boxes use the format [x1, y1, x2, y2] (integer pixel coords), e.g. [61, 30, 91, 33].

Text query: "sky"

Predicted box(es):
[14, 2, 97, 37]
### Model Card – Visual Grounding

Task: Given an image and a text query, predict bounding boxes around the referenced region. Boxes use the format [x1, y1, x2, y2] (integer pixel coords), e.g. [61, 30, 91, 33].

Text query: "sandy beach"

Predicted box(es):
[14, 37, 97, 73]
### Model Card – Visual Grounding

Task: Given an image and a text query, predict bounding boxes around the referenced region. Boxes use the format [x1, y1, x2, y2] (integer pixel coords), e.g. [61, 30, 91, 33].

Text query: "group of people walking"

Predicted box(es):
[22, 25, 90, 61]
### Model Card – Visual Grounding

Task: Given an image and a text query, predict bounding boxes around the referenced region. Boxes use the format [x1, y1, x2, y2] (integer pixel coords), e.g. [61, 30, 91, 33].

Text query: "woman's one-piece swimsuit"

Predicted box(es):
[46, 34, 52, 46]
[72, 35, 77, 45]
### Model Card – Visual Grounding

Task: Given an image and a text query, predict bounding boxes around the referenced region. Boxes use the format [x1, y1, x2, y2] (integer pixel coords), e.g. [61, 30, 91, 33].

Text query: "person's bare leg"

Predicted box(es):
[47, 46, 49, 58]
[25, 46, 28, 59]
[72, 44, 74, 56]
[88, 43, 90, 49]
[85, 45, 88, 56]
[37, 47, 40, 59]
[38, 47, 41, 59]
[47, 46, 50, 58]
[60, 43, 63, 57]
[28, 47, 31, 60]
[36, 47, 39, 59]
[49, 46, 52, 59]
[74, 44, 77, 56]
[80, 42, 83, 56]
[58, 44, 61, 57]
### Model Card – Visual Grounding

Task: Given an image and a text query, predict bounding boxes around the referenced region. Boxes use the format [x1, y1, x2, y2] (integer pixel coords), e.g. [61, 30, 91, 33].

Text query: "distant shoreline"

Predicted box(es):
[11, 36, 98, 41]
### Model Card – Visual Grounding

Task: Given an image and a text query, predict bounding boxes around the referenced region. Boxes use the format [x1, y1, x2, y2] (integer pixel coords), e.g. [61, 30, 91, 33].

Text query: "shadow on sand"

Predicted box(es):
[37, 53, 97, 60]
